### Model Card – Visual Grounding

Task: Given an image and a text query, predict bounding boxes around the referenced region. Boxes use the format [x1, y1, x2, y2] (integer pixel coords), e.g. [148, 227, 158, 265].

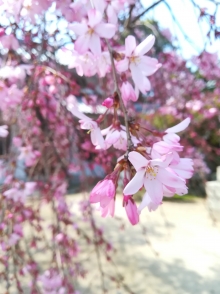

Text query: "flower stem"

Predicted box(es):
[106, 40, 134, 156]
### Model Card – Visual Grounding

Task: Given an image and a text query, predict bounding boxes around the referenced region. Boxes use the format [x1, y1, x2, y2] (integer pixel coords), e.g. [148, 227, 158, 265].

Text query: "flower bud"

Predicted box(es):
[102, 97, 114, 108]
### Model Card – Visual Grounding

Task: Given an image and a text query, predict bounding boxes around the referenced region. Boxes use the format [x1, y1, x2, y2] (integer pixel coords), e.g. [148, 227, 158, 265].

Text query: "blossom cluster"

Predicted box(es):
[89, 117, 193, 225]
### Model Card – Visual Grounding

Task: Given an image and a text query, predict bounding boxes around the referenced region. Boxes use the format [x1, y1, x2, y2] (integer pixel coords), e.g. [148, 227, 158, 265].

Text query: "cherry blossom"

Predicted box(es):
[153, 118, 191, 156]
[3, 182, 36, 203]
[100, 125, 128, 150]
[67, 95, 105, 149]
[69, 50, 97, 77]
[70, 9, 116, 55]
[90, 178, 116, 208]
[123, 151, 187, 211]
[116, 35, 161, 93]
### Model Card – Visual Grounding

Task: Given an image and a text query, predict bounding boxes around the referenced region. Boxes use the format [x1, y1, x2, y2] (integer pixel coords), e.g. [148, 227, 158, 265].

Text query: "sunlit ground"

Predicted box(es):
[3, 194, 220, 294]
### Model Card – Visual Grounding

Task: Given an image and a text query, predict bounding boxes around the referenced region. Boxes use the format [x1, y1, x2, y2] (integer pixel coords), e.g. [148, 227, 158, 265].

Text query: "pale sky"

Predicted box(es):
[142, 0, 220, 58]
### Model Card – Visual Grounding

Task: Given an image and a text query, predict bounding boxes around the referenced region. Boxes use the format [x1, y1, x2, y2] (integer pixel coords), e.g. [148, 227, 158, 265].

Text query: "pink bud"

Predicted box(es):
[120, 82, 138, 103]
[102, 97, 114, 108]
[123, 195, 139, 226]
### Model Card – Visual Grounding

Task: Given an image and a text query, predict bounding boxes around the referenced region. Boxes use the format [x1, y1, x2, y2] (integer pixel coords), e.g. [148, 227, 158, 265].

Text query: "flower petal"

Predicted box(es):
[166, 118, 191, 133]
[134, 34, 155, 56]
[138, 192, 151, 212]
[157, 168, 186, 189]
[95, 23, 116, 39]
[171, 158, 194, 179]
[91, 128, 105, 148]
[128, 151, 148, 171]
[88, 9, 102, 27]
[130, 63, 151, 93]
[144, 178, 163, 204]
[123, 169, 145, 195]
[138, 192, 161, 212]
[89, 33, 101, 55]
[69, 23, 88, 35]
[74, 34, 91, 54]
[138, 56, 161, 76]
[101, 126, 111, 136]
[93, 0, 106, 14]
[68, 105, 91, 121]
[125, 35, 136, 56]
[116, 58, 129, 72]
[107, 4, 118, 24]
[163, 133, 180, 144]
[105, 129, 120, 145]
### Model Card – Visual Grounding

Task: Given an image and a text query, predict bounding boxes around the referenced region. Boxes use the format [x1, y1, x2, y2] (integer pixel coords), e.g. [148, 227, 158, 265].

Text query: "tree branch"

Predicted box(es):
[105, 40, 134, 156]
[131, 0, 164, 24]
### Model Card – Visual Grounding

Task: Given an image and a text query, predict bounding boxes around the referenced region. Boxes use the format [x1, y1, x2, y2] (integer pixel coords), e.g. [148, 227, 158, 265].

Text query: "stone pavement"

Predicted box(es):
[75, 196, 220, 294]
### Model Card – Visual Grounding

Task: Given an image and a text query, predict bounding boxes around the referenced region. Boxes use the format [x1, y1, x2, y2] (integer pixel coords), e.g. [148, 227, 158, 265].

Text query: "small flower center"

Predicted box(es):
[88, 28, 94, 35]
[129, 56, 140, 65]
[145, 165, 158, 180]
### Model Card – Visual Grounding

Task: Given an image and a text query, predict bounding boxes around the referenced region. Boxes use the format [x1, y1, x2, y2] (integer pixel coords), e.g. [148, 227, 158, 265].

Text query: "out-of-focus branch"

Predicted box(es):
[163, 0, 201, 52]
[131, 0, 164, 25]
[124, 4, 135, 28]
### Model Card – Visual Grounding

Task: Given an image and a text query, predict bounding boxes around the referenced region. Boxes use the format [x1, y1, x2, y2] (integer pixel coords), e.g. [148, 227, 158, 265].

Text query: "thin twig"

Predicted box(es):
[131, 0, 164, 24]
[105, 40, 134, 156]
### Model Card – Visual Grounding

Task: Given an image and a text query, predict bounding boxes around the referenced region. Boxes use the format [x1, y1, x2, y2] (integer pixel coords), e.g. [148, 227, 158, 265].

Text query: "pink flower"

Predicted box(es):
[67, 95, 105, 149]
[93, 0, 126, 24]
[117, 35, 161, 93]
[153, 118, 191, 155]
[70, 9, 116, 55]
[123, 152, 187, 212]
[101, 125, 127, 150]
[0, 125, 8, 137]
[69, 50, 97, 77]
[120, 81, 138, 103]
[102, 97, 114, 108]
[3, 182, 36, 203]
[0, 34, 19, 51]
[123, 195, 139, 225]
[90, 179, 116, 208]
[38, 270, 65, 293]
[18, 145, 40, 167]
